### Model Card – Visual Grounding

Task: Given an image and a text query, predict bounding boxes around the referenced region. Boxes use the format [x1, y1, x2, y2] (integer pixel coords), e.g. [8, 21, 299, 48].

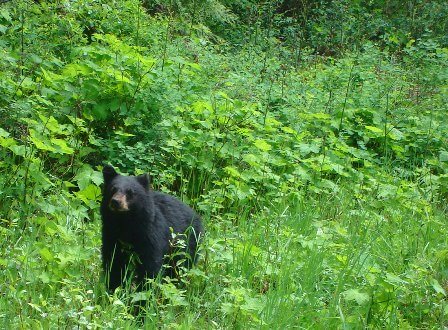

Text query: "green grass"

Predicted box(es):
[1, 186, 446, 328]
[0, 1, 447, 328]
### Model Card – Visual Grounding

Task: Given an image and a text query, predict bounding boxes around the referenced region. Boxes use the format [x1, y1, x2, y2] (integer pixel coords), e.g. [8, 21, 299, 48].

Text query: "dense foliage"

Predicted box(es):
[0, 0, 447, 328]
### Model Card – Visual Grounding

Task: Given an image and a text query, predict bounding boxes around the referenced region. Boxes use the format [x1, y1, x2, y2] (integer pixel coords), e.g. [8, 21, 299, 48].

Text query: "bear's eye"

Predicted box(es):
[111, 186, 117, 194]
[127, 189, 134, 197]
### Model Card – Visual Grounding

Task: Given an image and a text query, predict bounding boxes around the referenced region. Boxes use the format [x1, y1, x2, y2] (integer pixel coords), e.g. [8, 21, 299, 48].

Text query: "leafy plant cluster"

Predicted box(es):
[0, 0, 447, 328]
[142, 0, 448, 55]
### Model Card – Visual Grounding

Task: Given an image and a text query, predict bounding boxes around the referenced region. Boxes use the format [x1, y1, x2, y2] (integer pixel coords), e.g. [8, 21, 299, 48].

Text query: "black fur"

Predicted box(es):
[100, 165, 203, 291]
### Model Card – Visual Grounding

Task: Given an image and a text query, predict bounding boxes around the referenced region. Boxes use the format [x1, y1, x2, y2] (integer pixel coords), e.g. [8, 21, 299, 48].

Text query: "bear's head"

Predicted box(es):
[102, 165, 150, 213]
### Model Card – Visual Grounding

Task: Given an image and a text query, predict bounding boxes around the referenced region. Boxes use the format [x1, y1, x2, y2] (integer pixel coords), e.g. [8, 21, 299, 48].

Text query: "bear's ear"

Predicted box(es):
[136, 173, 150, 190]
[103, 165, 118, 184]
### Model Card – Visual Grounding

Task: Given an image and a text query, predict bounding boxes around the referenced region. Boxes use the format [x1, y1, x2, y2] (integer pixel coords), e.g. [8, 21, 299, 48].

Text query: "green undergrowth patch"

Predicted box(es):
[0, 1, 447, 328]
[1, 187, 447, 328]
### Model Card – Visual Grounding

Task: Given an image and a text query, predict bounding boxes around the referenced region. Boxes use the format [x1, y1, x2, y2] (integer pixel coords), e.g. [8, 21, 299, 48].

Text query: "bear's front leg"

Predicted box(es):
[102, 239, 128, 292]
[133, 239, 164, 288]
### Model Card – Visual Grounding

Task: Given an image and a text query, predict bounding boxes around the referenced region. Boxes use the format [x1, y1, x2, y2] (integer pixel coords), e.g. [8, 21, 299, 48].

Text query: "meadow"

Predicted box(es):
[0, 1, 447, 328]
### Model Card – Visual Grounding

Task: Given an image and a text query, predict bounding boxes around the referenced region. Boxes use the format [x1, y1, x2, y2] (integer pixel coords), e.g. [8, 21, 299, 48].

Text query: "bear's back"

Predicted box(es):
[152, 191, 202, 234]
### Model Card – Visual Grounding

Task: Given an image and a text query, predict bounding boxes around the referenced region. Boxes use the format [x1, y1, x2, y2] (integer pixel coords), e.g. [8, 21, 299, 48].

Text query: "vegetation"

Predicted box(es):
[0, 0, 447, 328]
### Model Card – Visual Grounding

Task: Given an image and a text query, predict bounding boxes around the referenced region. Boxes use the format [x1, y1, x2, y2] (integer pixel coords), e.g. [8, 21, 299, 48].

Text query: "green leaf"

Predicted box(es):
[38, 114, 64, 134]
[224, 166, 241, 178]
[377, 184, 398, 199]
[243, 153, 260, 167]
[39, 248, 54, 262]
[0, 9, 12, 22]
[115, 130, 135, 137]
[51, 138, 74, 154]
[0, 128, 9, 138]
[440, 150, 448, 162]
[160, 283, 189, 306]
[75, 184, 101, 204]
[342, 289, 369, 305]
[365, 125, 383, 134]
[388, 128, 404, 140]
[0, 135, 16, 148]
[28, 303, 43, 313]
[254, 139, 272, 152]
[431, 278, 446, 296]
[131, 292, 151, 303]
[74, 165, 102, 190]
[299, 143, 320, 155]
[8, 145, 25, 156]
[310, 112, 330, 120]
[281, 126, 296, 134]
[221, 302, 235, 315]
[241, 296, 265, 313]
[39, 272, 51, 284]
[385, 272, 408, 285]
[29, 129, 55, 152]
[91, 103, 109, 120]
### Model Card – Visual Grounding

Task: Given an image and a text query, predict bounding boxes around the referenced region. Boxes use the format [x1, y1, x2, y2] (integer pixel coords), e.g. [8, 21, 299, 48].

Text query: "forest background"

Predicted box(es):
[0, 0, 447, 328]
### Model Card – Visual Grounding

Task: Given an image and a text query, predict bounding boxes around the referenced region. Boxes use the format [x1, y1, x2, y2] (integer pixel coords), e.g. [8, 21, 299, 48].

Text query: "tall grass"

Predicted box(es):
[1, 185, 446, 328]
[0, 1, 447, 328]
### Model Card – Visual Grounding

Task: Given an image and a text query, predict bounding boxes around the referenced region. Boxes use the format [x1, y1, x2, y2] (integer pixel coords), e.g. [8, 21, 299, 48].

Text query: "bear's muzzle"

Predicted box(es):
[109, 192, 129, 212]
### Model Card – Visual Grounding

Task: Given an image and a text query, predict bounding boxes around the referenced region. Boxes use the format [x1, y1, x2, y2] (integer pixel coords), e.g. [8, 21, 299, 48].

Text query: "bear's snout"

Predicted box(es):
[109, 192, 129, 212]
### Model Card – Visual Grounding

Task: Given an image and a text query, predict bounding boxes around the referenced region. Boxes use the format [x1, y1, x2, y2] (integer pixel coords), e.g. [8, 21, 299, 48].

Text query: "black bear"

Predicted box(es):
[100, 165, 203, 291]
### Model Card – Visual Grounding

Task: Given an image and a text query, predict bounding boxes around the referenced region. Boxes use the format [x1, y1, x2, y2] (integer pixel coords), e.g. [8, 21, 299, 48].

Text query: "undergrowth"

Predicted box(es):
[0, 0, 447, 328]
